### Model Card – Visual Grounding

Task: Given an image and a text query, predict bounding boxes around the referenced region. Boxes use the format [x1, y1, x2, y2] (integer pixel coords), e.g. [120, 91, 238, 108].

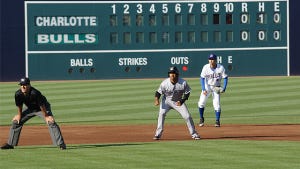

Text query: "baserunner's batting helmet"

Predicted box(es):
[168, 66, 179, 75]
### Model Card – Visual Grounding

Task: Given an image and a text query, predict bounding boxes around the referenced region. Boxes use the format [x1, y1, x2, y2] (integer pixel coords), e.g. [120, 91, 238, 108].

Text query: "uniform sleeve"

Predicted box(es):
[15, 91, 23, 107]
[184, 81, 191, 94]
[200, 65, 207, 91]
[200, 78, 206, 91]
[156, 80, 165, 94]
[221, 66, 228, 78]
[221, 66, 228, 91]
[223, 77, 228, 91]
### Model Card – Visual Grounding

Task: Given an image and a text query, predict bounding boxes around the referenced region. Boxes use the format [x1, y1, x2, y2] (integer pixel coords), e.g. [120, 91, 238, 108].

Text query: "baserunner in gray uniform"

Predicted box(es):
[1, 77, 66, 150]
[153, 67, 200, 140]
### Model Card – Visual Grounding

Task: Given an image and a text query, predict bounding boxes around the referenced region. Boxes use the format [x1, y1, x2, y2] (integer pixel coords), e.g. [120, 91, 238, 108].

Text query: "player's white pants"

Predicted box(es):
[155, 98, 197, 137]
[198, 86, 221, 111]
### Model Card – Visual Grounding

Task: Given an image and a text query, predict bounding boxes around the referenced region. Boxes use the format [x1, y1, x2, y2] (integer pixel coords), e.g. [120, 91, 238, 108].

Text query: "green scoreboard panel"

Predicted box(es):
[25, 0, 289, 80]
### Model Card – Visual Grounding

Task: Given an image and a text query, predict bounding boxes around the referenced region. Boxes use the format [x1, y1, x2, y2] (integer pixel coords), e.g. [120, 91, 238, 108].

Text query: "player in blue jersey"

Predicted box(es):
[198, 54, 228, 127]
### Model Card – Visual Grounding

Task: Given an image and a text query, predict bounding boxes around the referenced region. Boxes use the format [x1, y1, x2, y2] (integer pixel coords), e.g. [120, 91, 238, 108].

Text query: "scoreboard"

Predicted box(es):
[25, 0, 289, 80]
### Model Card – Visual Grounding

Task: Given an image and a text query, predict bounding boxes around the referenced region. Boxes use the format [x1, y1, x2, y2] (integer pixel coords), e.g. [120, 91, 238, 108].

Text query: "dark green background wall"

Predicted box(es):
[1, 0, 299, 81]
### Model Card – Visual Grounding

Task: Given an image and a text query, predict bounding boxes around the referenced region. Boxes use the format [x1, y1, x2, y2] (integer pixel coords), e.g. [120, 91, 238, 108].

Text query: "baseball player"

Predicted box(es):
[153, 66, 200, 140]
[1, 77, 66, 150]
[198, 54, 228, 127]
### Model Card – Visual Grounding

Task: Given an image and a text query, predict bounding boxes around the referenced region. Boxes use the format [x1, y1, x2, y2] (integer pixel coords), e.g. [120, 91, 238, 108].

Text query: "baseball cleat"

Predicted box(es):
[199, 118, 204, 127]
[59, 144, 66, 150]
[192, 133, 201, 140]
[1, 143, 14, 149]
[215, 120, 220, 127]
[153, 136, 160, 140]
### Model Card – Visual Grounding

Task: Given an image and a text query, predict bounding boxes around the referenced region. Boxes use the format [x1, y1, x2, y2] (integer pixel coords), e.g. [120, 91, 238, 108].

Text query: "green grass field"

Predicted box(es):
[1, 77, 300, 169]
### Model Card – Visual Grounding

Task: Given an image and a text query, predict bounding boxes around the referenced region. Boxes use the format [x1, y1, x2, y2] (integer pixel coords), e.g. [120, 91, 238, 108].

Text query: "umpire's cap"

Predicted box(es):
[208, 53, 217, 60]
[168, 66, 179, 75]
[19, 77, 30, 85]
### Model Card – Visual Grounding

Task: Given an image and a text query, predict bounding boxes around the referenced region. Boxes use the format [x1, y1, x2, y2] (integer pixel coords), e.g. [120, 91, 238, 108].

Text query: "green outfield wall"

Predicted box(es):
[25, 0, 289, 80]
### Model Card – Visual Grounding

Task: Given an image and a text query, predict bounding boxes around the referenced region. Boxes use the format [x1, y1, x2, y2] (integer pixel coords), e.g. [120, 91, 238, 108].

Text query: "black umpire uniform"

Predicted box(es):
[1, 77, 66, 150]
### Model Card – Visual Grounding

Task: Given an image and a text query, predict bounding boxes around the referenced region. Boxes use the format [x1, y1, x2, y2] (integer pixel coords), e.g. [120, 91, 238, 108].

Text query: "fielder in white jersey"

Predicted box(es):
[153, 67, 200, 140]
[198, 54, 228, 127]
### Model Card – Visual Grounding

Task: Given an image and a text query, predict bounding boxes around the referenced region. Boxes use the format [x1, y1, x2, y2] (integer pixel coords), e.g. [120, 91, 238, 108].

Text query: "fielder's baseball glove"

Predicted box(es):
[213, 86, 224, 94]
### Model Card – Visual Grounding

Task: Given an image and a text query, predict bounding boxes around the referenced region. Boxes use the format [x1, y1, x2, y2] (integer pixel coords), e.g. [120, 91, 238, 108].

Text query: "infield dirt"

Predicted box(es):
[0, 124, 299, 146]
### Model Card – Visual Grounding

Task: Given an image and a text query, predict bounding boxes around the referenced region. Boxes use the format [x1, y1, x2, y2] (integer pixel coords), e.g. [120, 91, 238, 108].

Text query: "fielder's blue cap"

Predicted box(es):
[208, 54, 217, 60]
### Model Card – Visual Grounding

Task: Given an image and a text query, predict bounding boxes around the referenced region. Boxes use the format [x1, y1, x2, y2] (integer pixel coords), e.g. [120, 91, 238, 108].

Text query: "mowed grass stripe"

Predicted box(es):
[46, 89, 154, 101]
[35, 79, 161, 91]
[52, 97, 151, 108]
[54, 100, 153, 112]
[208, 77, 300, 90]
[223, 93, 300, 105]
[40, 81, 157, 101]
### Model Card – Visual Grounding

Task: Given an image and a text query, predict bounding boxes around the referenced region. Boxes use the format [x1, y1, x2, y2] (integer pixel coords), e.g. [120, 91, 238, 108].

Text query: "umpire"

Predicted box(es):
[1, 77, 66, 150]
